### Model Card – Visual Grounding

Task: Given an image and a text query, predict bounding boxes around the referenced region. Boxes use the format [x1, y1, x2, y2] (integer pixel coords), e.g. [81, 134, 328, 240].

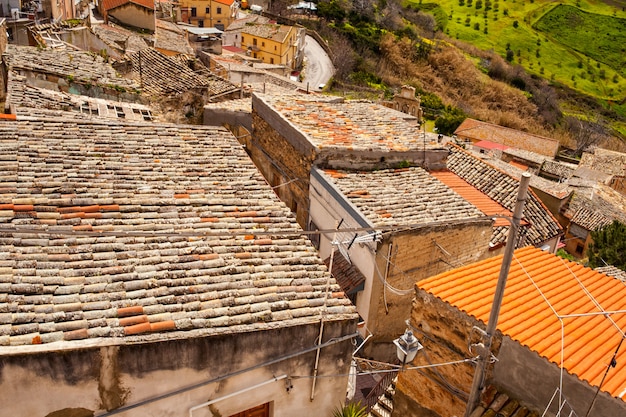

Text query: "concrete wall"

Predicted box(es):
[494, 336, 626, 416]
[108, 5, 156, 33]
[60, 27, 126, 61]
[204, 107, 252, 132]
[0, 320, 356, 417]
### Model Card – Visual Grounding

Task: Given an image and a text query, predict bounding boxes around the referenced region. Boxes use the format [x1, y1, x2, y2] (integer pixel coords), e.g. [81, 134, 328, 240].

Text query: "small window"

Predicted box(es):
[241, 35, 244, 43]
[217, 6, 222, 13]
[274, 45, 277, 51]
[80, 103, 99, 115]
[253, 38, 257, 46]
[262, 41, 265, 47]
[198, 19, 204, 27]
[108, 104, 125, 118]
[205, 7, 210, 13]
[575, 243, 584, 254]
[191, 7, 196, 17]
[270, 58, 274, 64]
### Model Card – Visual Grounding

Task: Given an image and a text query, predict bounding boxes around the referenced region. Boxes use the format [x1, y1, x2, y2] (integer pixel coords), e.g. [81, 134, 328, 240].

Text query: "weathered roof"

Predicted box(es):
[254, 93, 440, 155]
[6, 71, 156, 122]
[128, 48, 238, 97]
[3, 45, 139, 90]
[324, 251, 365, 296]
[540, 159, 576, 180]
[473, 153, 571, 200]
[418, 246, 626, 400]
[102, 0, 155, 11]
[445, 145, 563, 246]
[595, 266, 626, 283]
[224, 15, 271, 32]
[454, 118, 560, 158]
[155, 19, 195, 56]
[321, 167, 485, 227]
[563, 186, 626, 231]
[0, 115, 356, 349]
[92, 24, 150, 55]
[579, 148, 626, 177]
[502, 148, 546, 166]
[241, 24, 294, 43]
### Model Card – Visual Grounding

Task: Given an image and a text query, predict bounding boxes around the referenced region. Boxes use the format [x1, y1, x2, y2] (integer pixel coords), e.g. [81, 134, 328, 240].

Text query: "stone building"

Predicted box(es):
[99, 0, 156, 33]
[454, 118, 560, 158]
[382, 85, 423, 122]
[0, 114, 357, 417]
[393, 246, 626, 417]
[250, 92, 447, 229]
[309, 166, 494, 360]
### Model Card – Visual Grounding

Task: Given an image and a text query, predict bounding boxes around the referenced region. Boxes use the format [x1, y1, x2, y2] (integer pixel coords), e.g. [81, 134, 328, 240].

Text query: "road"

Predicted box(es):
[302, 35, 334, 90]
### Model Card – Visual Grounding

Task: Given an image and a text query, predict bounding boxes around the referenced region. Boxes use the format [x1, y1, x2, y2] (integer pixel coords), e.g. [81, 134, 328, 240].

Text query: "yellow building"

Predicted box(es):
[240, 23, 303, 69]
[180, 0, 236, 30]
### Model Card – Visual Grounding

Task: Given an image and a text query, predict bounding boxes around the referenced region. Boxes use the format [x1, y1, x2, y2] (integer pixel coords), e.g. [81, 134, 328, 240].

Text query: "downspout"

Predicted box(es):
[188, 374, 287, 417]
[310, 228, 337, 401]
[383, 242, 393, 314]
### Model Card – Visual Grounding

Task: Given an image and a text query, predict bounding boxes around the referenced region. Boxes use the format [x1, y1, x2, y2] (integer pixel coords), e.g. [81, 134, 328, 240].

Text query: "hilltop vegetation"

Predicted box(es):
[298, 0, 626, 152]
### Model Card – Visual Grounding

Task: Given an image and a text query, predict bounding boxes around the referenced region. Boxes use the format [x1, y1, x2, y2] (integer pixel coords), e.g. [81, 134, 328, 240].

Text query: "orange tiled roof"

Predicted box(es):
[418, 246, 626, 399]
[430, 170, 515, 227]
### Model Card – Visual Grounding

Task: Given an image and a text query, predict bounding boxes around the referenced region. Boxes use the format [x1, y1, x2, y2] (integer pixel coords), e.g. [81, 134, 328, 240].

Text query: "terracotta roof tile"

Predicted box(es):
[0, 115, 357, 348]
[419, 246, 626, 400]
[454, 118, 559, 157]
[445, 145, 562, 247]
[321, 167, 484, 227]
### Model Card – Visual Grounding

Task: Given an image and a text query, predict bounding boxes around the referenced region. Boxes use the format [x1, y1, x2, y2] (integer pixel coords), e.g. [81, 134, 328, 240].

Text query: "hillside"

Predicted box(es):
[303, 0, 626, 152]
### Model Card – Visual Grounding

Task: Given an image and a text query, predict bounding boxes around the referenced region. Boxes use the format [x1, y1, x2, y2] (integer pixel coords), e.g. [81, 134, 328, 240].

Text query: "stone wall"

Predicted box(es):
[364, 221, 493, 361]
[251, 102, 316, 228]
[0, 320, 356, 417]
[108, 5, 155, 33]
[392, 289, 502, 417]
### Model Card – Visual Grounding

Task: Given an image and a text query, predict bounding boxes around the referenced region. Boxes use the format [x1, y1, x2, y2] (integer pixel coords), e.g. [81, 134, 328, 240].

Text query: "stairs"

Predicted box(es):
[368, 376, 396, 417]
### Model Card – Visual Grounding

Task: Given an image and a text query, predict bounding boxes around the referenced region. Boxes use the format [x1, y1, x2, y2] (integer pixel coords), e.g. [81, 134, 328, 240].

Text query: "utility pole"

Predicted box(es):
[463, 172, 531, 417]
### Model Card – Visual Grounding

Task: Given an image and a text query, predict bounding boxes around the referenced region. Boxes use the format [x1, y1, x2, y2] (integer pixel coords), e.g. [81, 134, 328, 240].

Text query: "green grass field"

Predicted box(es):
[407, 0, 626, 103]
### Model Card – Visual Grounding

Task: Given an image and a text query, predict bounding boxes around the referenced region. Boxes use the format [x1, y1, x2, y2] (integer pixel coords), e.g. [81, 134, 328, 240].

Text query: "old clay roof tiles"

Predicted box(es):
[418, 246, 626, 400]
[0, 115, 356, 349]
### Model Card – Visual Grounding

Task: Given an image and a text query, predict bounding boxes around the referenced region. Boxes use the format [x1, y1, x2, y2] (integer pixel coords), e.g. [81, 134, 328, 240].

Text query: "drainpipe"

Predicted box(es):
[188, 374, 288, 417]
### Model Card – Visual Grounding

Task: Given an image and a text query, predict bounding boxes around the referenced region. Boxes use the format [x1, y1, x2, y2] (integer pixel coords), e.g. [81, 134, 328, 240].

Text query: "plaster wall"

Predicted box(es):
[0, 320, 356, 417]
[108, 5, 156, 33]
[309, 169, 377, 332]
[203, 107, 252, 132]
[493, 336, 626, 417]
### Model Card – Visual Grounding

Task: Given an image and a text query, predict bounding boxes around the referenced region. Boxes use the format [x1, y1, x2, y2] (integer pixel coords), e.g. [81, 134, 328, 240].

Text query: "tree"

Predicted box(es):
[512, 20, 518, 28]
[506, 49, 514, 62]
[588, 220, 626, 271]
[435, 107, 466, 135]
[317, 0, 347, 22]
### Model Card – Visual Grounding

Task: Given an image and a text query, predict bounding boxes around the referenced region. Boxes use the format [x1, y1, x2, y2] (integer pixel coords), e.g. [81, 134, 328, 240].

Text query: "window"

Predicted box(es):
[274, 45, 277, 51]
[270, 58, 274, 64]
[308, 221, 320, 250]
[206, 7, 210, 13]
[191, 7, 196, 17]
[241, 35, 244, 43]
[198, 19, 204, 27]
[262, 42, 265, 47]
[108, 105, 125, 118]
[253, 38, 257, 46]
[132, 108, 153, 121]
[79, 103, 99, 115]
[217, 6, 222, 13]
[576, 243, 584, 254]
